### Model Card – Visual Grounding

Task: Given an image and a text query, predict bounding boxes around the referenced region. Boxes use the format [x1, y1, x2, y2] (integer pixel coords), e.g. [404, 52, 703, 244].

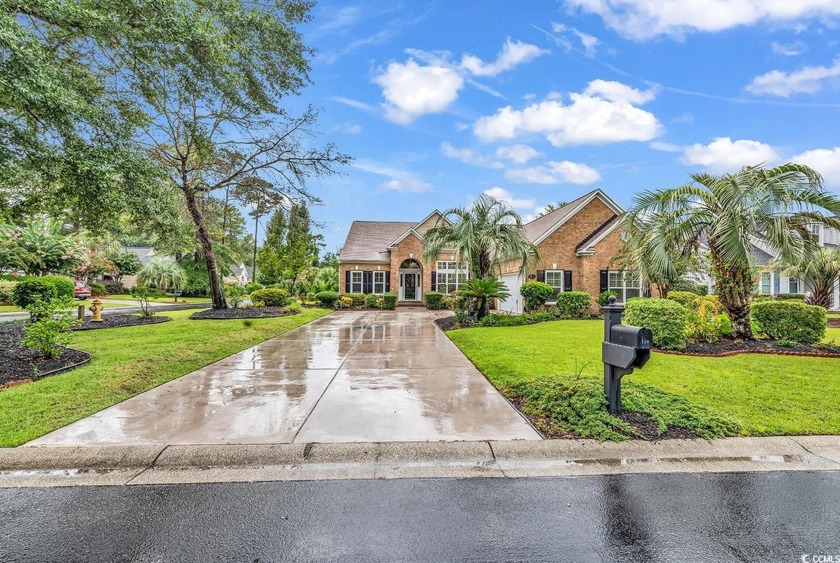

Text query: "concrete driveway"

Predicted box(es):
[28, 310, 539, 446]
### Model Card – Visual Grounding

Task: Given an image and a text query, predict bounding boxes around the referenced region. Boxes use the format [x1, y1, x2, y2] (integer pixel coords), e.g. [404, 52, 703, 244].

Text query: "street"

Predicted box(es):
[3, 471, 839, 562]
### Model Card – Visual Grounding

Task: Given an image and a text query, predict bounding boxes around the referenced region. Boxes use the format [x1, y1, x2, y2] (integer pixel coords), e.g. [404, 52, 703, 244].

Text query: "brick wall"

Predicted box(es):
[390, 233, 437, 300]
[338, 262, 390, 293]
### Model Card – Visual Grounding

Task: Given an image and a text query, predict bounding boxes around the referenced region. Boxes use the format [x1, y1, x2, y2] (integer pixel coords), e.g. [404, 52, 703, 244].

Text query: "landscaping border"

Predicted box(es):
[657, 348, 840, 358]
[74, 316, 172, 331]
[0, 349, 91, 391]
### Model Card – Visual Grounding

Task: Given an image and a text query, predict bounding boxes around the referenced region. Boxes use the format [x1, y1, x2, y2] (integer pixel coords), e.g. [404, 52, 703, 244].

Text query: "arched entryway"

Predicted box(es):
[399, 259, 422, 302]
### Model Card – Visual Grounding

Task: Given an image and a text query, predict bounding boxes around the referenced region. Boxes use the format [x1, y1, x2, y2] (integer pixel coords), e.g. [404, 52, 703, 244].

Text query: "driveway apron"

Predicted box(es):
[27, 310, 540, 446]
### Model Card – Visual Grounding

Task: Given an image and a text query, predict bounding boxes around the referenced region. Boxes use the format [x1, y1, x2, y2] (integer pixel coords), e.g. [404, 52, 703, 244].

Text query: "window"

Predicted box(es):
[350, 271, 363, 294]
[373, 271, 386, 294]
[608, 271, 642, 303]
[545, 270, 564, 302]
[810, 223, 821, 237]
[789, 277, 800, 294]
[759, 272, 771, 294]
[436, 261, 469, 294]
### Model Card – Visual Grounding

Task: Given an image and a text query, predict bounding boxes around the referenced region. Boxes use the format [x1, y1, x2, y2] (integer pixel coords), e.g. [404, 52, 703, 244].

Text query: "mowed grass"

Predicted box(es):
[448, 320, 840, 437]
[0, 308, 331, 447]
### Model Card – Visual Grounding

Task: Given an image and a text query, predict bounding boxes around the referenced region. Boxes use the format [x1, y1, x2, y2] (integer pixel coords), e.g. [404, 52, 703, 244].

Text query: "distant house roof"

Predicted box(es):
[122, 246, 156, 266]
[339, 221, 417, 263]
[750, 245, 775, 266]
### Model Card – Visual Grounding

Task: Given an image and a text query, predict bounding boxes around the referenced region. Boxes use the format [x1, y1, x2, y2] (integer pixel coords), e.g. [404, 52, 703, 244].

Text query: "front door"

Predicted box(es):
[402, 272, 419, 301]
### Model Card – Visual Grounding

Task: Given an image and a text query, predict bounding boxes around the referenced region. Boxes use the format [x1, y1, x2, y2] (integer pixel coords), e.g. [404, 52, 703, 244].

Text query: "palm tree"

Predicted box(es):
[423, 193, 539, 278]
[458, 277, 511, 319]
[781, 247, 840, 308]
[536, 201, 568, 218]
[137, 256, 188, 297]
[625, 163, 840, 339]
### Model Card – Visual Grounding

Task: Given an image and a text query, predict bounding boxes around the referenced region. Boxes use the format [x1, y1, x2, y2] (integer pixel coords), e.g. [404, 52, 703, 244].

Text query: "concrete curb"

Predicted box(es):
[3, 436, 840, 487]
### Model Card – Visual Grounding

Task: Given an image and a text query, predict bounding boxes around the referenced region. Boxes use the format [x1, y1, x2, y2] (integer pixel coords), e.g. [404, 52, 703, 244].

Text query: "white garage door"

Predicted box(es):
[497, 273, 524, 315]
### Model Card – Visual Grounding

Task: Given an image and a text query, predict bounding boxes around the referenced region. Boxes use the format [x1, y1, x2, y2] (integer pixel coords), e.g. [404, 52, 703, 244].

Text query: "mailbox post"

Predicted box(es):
[601, 296, 652, 414]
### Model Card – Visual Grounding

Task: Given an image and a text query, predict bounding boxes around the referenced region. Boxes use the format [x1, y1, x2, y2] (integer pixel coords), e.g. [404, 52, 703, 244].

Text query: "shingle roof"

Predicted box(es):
[575, 214, 620, 252]
[339, 221, 417, 262]
[750, 245, 775, 266]
[122, 246, 156, 266]
[523, 190, 599, 242]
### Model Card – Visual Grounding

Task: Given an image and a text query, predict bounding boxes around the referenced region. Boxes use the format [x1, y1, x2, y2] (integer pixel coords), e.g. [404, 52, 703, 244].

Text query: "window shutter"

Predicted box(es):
[385, 271, 391, 292]
[537, 270, 545, 283]
[345, 270, 352, 293]
[430, 271, 437, 291]
[599, 270, 608, 294]
[363, 271, 373, 294]
[564, 270, 573, 292]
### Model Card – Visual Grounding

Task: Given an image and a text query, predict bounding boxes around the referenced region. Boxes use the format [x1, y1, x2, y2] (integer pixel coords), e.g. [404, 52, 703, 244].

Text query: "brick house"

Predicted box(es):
[338, 189, 638, 312]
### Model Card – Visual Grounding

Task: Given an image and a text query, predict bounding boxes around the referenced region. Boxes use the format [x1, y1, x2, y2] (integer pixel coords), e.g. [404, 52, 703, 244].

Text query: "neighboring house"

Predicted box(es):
[338, 189, 635, 313]
[225, 263, 252, 286]
[119, 246, 157, 288]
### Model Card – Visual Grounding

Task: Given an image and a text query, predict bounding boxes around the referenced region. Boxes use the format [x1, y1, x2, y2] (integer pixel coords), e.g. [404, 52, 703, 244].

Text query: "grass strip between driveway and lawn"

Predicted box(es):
[0, 308, 331, 447]
[448, 320, 840, 440]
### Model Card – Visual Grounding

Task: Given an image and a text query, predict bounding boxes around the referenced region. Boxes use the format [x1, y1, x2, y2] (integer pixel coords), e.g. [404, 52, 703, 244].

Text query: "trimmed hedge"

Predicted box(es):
[0, 280, 16, 304]
[425, 291, 444, 309]
[244, 282, 264, 294]
[315, 290, 340, 306]
[775, 293, 806, 301]
[623, 298, 688, 350]
[667, 291, 700, 311]
[520, 281, 553, 311]
[90, 282, 107, 297]
[12, 276, 75, 309]
[597, 290, 617, 307]
[249, 287, 292, 307]
[554, 291, 592, 319]
[751, 301, 826, 344]
[383, 292, 397, 310]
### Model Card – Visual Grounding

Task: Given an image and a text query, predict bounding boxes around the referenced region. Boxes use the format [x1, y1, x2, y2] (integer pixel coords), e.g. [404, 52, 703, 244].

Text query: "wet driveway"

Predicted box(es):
[27, 310, 539, 445]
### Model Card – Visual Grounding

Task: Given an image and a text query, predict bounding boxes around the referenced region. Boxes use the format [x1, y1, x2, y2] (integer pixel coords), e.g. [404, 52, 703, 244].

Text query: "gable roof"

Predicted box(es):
[575, 214, 621, 254]
[523, 189, 624, 245]
[339, 220, 416, 263]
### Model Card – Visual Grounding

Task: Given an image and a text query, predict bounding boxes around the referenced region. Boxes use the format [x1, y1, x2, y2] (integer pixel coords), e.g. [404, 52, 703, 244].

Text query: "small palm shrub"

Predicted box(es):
[520, 281, 553, 311]
[250, 288, 292, 307]
[315, 290, 340, 306]
[424, 291, 444, 309]
[623, 298, 688, 350]
[751, 301, 826, 344]
[554, 291, 591, 319]
[138, 257, 187, 293]
[457, 277, 510, 320]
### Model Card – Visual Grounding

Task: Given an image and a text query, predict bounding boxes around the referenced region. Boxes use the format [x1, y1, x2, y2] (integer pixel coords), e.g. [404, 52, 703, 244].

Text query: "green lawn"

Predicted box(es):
[0, 308, 331, 447]
[105, 294, 210, 303]
[0, 300, 132, 313]
[448, 320, 840, 438]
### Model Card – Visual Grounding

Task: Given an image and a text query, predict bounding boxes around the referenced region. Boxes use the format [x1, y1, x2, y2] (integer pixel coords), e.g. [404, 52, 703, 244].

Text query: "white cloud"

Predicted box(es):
[505, 161, 602, 185]
[792, 147, 840, 188]
[331, 96, 376, 112]
[331, 122, 362, 134]
[373, 59, 464, 124]
[549, 22, 602, 55]
[649, 141, 682, 152]
[771, 40, 808, 56]
[482, 187, 537, 210]
[746, 58, 840, 97]
[441, 142, 503, 168]
[473, 80, 662, 147]
[495, 144, 543, 164]
[565, 0, 840, 40]
[573, 29, 601, 56]
[460, 39, 549, 77]
[681, 137, 779, 173]
[354, 159, 433, 193]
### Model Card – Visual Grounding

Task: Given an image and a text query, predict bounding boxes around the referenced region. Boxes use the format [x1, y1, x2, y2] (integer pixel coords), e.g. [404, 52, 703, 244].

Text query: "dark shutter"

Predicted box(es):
[430, 271, 436, 292]
[537, 270, 545, 283]
[599, 270, 608, 294]
[385, 271, 391, 292]
[345, 270, 352, 293]
[564, 270, 573, 292]
[363, 271, 373, 294]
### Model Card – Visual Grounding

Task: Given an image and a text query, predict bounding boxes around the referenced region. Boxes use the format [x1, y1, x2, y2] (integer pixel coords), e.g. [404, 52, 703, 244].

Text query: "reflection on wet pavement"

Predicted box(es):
[28, 310, 540, 445]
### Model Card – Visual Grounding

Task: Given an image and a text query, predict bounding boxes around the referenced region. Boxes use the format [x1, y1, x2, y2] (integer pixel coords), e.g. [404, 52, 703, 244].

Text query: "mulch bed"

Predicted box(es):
[73, 315, 172, 331]
[189, 307, 298, 320]
[434, 315, 458, 331]
[828, 318, 840, 328]
[0, 322, 90, 388]
[659, 337, 840, 358]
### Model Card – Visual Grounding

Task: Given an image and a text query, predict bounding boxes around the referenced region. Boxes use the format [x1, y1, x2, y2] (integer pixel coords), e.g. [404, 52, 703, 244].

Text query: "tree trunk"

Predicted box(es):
[810, 281, 832, 308]
[709, 244, 753, 339]
[183, 187, 227, 309]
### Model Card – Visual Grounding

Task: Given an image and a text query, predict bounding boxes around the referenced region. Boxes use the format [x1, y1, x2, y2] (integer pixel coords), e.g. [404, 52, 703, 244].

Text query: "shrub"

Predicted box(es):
[244, 282, 264, 294]
[102, 280, 124, 295]
[224, 284, 248, 308]
[131, 285, 161, 318]
[751, 293, 774, 303]
[89, 282, 107, 297]
[375, 296, 384, 308]
[21, 296, 81, 358]
[776, 293, 806, 301]
[554, 291, 592, 319]
[623, 298, 688, 350]
[338, 295, 353, 309]
[686, 296, 725, 343]
[315, 290, 340, 306]
[282, 300, 302, 314]
[12, 276, 75, 310]
[441, 295, 457, 309]
[364, 293, 379, 308]
[0, 280, 16, 304]
[520, 281, 553, 312]
[667, 291, 700, 311]
[349, 293, 366, 307]
[597, 290, 618, 307]
[751, 301, 826, 344]
[383, 292, 397, 310]
[249, 288, 291, 307]
[669, 278, 709, 295]
[425, 291, 444, 309]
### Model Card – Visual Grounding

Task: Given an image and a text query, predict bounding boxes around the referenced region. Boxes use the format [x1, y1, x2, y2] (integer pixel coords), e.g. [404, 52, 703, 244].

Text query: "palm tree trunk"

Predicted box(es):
[710, 247, 753, 339]
[182, 186, 227, 310]
[810, 281, 832, 308]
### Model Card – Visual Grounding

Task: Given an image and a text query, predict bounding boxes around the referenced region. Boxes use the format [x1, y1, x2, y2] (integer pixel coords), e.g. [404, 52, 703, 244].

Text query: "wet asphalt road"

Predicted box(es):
[2, 471, 839, 562]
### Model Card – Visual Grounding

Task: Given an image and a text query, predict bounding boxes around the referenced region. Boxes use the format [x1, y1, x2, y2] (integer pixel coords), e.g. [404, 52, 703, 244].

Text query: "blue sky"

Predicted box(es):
[292, 1, 840, 253]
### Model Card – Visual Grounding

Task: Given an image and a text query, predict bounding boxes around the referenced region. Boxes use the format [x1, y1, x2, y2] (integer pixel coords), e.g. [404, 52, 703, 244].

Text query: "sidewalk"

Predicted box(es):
[3, 436, 839, 487]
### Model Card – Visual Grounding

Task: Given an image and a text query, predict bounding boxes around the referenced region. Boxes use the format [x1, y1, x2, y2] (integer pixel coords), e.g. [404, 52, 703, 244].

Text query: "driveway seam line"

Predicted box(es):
[786, 436, 840, 467]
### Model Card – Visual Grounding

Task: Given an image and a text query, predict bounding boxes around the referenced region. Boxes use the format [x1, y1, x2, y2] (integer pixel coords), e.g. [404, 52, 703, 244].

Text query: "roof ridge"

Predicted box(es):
[523, 189, 598, 227]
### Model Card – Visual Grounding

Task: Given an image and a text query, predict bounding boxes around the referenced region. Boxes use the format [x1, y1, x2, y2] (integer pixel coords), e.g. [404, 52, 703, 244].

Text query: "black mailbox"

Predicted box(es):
[601, 297, 653, 414]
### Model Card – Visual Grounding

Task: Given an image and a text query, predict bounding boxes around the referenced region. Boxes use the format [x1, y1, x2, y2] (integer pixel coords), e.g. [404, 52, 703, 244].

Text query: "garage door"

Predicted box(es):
[497, 273, 524, 315]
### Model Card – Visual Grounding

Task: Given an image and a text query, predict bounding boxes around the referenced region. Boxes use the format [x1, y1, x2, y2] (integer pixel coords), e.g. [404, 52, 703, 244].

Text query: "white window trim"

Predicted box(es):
[759, 271, 771, 294]
[350, 270, 363, 294]
[545, 269, 565, 304]
[435, 261, 469, 295]
[608, 270, 642, 303]
[373, 271, 386, 295]
[788, 277, 800, 294]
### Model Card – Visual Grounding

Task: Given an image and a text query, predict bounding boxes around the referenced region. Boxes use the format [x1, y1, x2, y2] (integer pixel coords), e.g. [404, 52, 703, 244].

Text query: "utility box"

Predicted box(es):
[601, 296, 652, 414]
